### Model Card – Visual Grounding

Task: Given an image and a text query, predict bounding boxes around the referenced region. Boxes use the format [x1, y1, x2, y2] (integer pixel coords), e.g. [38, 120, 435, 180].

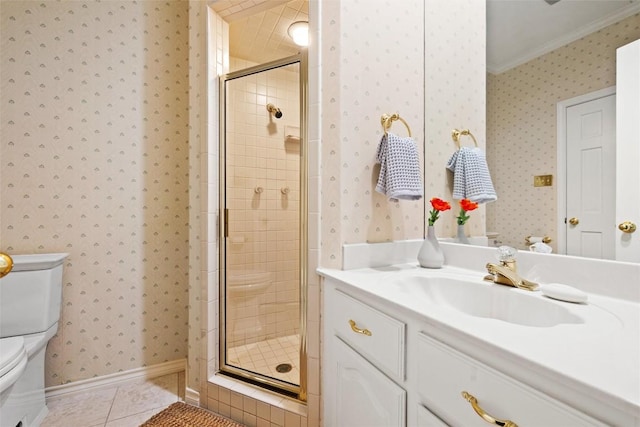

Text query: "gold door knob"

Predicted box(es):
[568, 217, 579, 226]
[0, 252, 14, 279]
[618, 221, 637, 234]
[462, 391, 518, 427]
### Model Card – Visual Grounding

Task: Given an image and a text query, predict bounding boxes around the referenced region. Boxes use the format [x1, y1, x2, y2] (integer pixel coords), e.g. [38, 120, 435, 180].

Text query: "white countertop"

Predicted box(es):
[318, 263, 640, 418]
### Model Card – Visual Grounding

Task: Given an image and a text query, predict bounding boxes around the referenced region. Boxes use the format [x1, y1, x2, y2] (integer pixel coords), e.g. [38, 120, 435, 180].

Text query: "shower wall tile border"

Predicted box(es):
[207, 379, 308, 427]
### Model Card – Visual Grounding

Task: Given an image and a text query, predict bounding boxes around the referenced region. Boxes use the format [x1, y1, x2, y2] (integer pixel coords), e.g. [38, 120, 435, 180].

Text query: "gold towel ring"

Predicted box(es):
[452, 129, 478, 149]
[381, 113, 412, 137]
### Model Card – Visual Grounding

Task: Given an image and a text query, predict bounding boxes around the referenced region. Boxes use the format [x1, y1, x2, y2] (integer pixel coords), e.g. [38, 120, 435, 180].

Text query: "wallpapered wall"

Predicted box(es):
[1, 1, 190, 386]
[424, 0, 487, 239]
[320, 0, 426, 268]
[487, 13, 640, 250]
[319, 0, 486, 268]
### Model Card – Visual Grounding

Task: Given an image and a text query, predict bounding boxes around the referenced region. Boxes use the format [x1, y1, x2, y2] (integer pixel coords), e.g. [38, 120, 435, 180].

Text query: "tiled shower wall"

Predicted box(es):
[225, 57, 301, 348]
[486, 13, 640, 251]
[1, 0, 190, 386]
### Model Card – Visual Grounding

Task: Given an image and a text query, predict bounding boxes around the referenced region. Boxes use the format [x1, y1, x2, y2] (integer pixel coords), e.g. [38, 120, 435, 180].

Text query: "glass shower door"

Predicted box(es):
[219, 55, 305, 398]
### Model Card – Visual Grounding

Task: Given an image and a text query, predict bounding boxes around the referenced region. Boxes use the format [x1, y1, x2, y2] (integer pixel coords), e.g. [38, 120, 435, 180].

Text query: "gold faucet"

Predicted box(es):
[0, 252, 14, 278]
[484, 246, 538, 291]
[485, 263, 538, 291]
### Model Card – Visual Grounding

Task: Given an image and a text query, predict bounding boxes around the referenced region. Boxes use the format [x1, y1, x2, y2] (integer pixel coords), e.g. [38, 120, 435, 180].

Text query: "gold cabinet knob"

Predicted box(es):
[461, 391, 518, 427]
[618, 221, 637, 234]
[568, 217, 579, 226]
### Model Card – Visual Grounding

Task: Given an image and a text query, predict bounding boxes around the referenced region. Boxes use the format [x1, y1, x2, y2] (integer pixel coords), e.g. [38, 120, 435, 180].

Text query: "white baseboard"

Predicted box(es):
[45, 359, 187, 399]
[185, 387, 200, 406]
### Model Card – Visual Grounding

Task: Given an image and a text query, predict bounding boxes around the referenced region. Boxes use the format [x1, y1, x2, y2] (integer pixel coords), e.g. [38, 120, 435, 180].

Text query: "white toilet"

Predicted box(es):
[227, 269, 272, 296]
[0, 253, 68, 427]
[226, 270, 272, 344]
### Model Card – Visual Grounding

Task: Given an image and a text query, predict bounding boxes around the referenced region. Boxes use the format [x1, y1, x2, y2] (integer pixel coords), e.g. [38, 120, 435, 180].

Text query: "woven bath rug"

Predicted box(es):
[140, 402, 245, 427]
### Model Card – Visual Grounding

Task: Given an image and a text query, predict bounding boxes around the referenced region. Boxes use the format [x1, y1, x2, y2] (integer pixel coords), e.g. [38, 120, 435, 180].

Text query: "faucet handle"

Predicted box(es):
[497, 245, 517, 261]
[496, 246, 517, 272]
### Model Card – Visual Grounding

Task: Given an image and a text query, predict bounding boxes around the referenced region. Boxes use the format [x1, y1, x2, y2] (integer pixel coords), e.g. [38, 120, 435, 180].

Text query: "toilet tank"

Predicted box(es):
[0, 253, 68, 338]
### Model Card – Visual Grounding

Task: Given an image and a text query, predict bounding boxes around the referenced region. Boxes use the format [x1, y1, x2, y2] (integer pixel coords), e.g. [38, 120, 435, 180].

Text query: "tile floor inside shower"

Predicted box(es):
[227, 334, 300, 385]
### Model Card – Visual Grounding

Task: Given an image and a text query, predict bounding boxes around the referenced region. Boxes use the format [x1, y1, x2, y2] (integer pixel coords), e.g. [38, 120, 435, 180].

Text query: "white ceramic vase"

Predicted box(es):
[455, 224, 470, 244]
[418, 225, 444, 268]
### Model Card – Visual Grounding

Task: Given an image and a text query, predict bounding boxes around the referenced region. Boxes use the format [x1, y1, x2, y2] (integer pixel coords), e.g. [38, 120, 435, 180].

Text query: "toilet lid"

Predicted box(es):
[227, 270, 272, 285]
[0, 337, 26, 378]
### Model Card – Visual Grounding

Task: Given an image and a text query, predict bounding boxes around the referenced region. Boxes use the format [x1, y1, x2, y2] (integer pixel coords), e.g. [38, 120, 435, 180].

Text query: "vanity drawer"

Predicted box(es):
[330, 288, 405, 381]
[416, 333, 606, 427]
[416, 404, 449, 427]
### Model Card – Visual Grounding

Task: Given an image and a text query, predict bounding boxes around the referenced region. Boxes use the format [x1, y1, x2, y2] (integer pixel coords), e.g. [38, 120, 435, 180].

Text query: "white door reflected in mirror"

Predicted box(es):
[565, 92, 616, 259]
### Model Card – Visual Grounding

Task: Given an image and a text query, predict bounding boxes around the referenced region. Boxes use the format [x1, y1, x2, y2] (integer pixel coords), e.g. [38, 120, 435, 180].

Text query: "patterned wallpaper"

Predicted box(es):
[487, 13, 640, 251]
[319, 0, 486, 268]
[1, 1, 190, 386]
[319, 0, 426, 267]
[424, 0, 487, 238]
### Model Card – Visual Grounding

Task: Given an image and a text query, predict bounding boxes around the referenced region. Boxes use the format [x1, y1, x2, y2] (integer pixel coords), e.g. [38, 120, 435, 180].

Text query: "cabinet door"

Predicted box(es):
[331, 337, 406, 427]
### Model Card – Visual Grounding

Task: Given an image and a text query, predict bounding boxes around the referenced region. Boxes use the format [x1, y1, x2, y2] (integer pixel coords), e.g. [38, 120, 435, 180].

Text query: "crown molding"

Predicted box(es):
[488, 2, 640, 74]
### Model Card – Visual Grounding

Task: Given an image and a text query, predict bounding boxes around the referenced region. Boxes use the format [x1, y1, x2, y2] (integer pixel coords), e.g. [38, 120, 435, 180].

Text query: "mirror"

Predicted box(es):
[485, 0, 640, 261]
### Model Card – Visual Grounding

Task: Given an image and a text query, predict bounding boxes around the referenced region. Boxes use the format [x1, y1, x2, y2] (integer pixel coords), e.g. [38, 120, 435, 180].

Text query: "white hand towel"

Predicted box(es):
[446, 147, 497, 203]
[375, 132, 423, 202]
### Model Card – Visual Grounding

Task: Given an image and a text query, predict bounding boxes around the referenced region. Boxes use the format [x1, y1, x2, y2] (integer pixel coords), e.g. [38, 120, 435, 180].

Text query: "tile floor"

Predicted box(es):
[41, 372, 187, 427]
[227, 335, 300, 384]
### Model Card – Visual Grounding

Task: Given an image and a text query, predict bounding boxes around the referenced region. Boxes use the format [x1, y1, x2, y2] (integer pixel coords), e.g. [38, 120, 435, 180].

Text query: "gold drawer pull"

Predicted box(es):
[348, 319, 372, 336]
[461, 391, 518, 427]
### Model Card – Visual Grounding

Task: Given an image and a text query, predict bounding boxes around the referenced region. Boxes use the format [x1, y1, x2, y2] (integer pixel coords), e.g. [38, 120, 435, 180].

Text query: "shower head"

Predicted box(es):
[267, 103, 283, 119]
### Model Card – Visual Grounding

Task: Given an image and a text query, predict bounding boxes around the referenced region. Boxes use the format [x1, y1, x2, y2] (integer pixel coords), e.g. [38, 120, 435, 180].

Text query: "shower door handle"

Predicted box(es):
[224, 209, 229, 238]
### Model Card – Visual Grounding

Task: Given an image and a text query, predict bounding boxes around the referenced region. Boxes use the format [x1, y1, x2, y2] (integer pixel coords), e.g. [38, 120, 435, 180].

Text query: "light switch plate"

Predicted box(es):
[534, 175, 553, 187]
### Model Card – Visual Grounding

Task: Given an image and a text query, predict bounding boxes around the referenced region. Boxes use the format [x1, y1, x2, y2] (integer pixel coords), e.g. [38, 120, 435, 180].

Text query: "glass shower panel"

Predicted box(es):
[222, 60, 301, 391]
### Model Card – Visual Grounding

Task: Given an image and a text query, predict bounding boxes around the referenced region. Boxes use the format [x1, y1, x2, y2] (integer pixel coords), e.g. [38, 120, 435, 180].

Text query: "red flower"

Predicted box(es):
[430, 198, 451, 212]
[428, 198, 451, 225]
[457, 198, 479, 225]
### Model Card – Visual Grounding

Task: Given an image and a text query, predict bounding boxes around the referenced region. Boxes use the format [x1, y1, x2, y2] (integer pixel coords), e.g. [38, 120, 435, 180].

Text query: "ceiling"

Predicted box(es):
[210, 0, 308, 65]
[487, 0, 640, 73]
[211, 0, 640, 73]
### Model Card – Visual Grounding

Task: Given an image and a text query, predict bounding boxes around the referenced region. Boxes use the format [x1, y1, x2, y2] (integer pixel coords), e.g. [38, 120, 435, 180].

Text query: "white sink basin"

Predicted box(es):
[389, 276, 584, 327]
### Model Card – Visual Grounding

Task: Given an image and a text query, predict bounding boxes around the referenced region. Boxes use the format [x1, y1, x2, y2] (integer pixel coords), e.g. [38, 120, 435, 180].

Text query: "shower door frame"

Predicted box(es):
[218, 53, 308, 400]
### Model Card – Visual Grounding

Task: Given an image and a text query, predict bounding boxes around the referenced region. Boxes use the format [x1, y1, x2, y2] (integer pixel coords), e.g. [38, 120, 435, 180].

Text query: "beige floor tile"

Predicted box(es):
[41, 386, 118, 427]
[107, 374, 180, 421]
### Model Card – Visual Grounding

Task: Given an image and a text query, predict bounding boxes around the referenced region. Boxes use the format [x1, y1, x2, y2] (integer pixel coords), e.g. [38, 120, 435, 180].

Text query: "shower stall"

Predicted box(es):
[219, 54, 307, 398]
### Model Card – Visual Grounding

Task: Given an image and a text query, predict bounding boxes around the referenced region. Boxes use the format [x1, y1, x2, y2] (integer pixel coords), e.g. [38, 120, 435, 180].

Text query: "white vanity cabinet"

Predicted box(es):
[322, 276, 611, 427]
[324, 285, 407, 427]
